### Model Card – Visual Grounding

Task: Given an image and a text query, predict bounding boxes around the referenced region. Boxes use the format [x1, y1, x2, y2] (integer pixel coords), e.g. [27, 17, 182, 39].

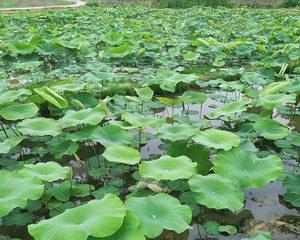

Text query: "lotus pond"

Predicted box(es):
[0, 5, 299, 240]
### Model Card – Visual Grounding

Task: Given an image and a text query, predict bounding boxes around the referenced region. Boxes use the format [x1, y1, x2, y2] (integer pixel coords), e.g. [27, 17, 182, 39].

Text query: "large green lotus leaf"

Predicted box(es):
[139, 155, 197, 181]
[192, 128, 240, 151]
[7, 42, 36, 55]
[122, 112, 165, 128]
[106, 44, 133, 58]
[0, 171, 44, 217]
[91, 211, 145, 240]
[0, 136, 25, 154]
[101, 32, 124, 45]
[52, 82, 86, 93]
[214, 147, 283, 188]
[125, 193, 192, 238]
[94, 125, 134, 147]
[17, 117, 62, 137]
[134, 87, 154, 101]
[0, 88, 31, 105]
[181, 91, 207, 104]
[67, 125, 100, 142]
[166, 141, 212, 175]
[0, 102, 39, 120]
[34, 86, 68, 109]
[254, 94, 296, 110]
[260, 81, 291, 96]
[59, 108, 105, 128]
[28, 194, 126, 240]
[102, 145, 141, 165]
[188, 174, 244, 211]
[210, 100, 248, 119]
[155, 124, 199, 142]
[183, 51, 200, 61]
[157, 70, 197, 93]
[48, 138, 79, 159]
[19, 162, 71, 182]
[283, 174, 300, 207]
[253, 118, 289, 140]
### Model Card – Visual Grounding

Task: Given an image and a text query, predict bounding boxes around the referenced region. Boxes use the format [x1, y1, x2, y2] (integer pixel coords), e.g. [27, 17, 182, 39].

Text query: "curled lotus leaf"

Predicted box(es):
[34, 86, 68, 109]
[139, 155, 197, 181]
[189, 174, 244, 212]
[155, 124, 199, 142]
[210, 100, 248, 119]
[192, 128, 240, 151]
[17, 117, 62, 137]
[253, 118, 289, 140]
[19, 162, 71, 182]
[0, 136, 25, 154]
[0, 102, 39, 120]
[125, 193, 192, 238]
[0, 171, 44, 217]
[28, 194, 126, 240]
[102, 145, 141, 165]
[214, 147, 283, 188]
[254, 94, 296, 110]
[60, 108, 105, 128]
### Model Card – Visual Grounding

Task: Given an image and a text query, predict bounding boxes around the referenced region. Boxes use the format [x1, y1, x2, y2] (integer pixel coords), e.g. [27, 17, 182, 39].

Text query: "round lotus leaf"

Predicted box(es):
[254, 94, 296, 110]
[192, 128, 240, 151]
[125, 193, 192, 238]
[214, 147, 283, 188]
[253, 118, 289, 140]
[210, 100, 248, 119]
[102, 145, 141, 165]
[91, 211, 145, 240]
[189, 174, 244, 211]
[19, 162, 71, 182]
[28, 194, 126, 240]
[134, 87, 154, 101]
[0, 102, 39, 120]
[0, 171, 44, 217]
[155, 124, 199, 142]
[181, 91, 207, 104]
[0, 136, 25, 154]
[17, 117, 62, 137]
[94, 125, 134, 147]
[139, 155, 197, 181]
[60, 108, 105, 128]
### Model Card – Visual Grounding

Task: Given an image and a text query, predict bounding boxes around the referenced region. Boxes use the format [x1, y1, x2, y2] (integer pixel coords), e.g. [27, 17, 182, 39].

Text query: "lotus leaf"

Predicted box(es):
[261, 81, 291, 96]
[254, 94, 296, 110]
[192, 128, 240, 151]
[155, 124, 199, 142]
[134, 87, 154, 101]
[210, 100, 248, 119]
[17, 117, 62, 137]
[122, 112, 165, 128]
[0, 102, 39, 120]
[157, 96, 184, 106]
[102, 145, 141, 165]
[0, 136, 25, 154]
[214, 147, 283, 188]
[283, 174, 300, 207]
[91, 211, 145, 240]
[181, 91, 207, 104]
[254, 118, 289, 140]
[52, 83, 86, 93]
[28, 194, 126, 240]
[0, 171, 44, 217]
[139, 155, 197, 181]
[19, 162, 70, 182]
[189, 174, 244, 211]
[7, 42, 35, 55]
[59, 108, 105, 127]
[48, 139, 79, 159]
[34, 86, 68, 109]
[125, 193, 192, 238]
[0, 88, 31, 105]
